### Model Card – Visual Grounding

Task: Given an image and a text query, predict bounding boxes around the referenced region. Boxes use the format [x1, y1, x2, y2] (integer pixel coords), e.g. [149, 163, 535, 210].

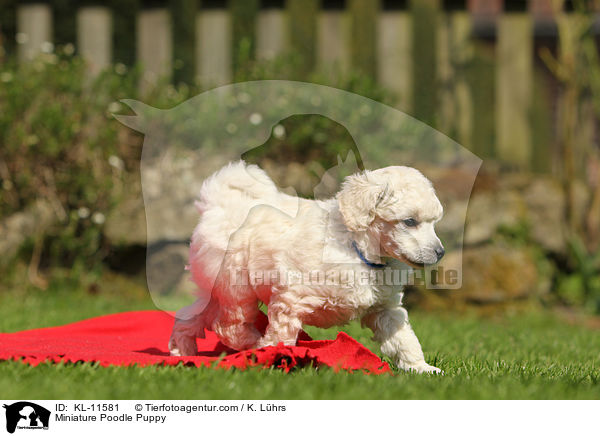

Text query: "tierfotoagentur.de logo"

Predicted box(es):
[2, 402, 50, 434]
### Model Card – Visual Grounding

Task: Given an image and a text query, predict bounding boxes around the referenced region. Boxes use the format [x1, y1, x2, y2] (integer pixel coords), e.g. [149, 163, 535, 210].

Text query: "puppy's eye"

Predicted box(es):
[403, 218, 418, 227]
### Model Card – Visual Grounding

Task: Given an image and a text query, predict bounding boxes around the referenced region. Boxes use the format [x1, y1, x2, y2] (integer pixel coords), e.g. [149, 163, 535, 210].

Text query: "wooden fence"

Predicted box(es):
[0, 0, 593, 171]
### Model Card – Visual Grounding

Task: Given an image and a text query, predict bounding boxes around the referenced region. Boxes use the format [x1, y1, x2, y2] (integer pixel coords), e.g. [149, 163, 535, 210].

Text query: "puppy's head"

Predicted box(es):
[337, 166, 444, 266]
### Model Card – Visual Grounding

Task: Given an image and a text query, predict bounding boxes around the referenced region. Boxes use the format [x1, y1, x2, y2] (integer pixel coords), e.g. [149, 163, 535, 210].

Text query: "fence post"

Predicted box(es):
[349, 0, 378, 77]
[287, 0, 318, 75]
[196, 0, 231, 88]
[112, 0, 139, 66]
[0, 20, 3, 63]
[137, 1, 173, 92]
[171, 0, 197, 85]
[496, 2, 532, 168]
[257, 0, 286, 60]
[555, 5, 595, 179]
[411, 0, 440, 126]
[378, 1, 412, 111]
[77, 5, 113, 77]
[438, 0, 473, 149]
[317, 0, 350, 72]
[17, 2, 53, 62]
[231, 0, 258, 73]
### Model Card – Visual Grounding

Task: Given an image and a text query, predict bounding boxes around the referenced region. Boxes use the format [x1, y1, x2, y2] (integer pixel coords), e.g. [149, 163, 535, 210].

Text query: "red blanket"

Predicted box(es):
[0, 311, 391, 374]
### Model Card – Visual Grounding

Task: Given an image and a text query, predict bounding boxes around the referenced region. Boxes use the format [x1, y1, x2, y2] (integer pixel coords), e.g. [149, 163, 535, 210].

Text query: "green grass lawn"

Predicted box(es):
[0, 281, 599, 399]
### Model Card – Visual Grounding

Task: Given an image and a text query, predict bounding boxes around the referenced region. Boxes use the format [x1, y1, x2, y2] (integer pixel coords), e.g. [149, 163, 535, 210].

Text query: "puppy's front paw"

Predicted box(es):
[417, 364, 443, 374]
[169, 345, 182, 357]
[255, 336, 296, 349]
[168, 334, 198, 356]
[255, 337, 278, 348]
[399, 361, 444, 375]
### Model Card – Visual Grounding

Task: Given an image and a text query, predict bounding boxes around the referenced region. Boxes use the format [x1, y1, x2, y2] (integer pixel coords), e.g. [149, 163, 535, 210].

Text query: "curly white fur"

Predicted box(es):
[169, 160, 445, 373]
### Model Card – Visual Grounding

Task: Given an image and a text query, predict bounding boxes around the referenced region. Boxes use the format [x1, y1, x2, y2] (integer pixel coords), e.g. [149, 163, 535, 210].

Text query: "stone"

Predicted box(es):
[423, 244, 543, 305]
[104, 179, 146, 246]
[464, 189, 525, 245]
[104, 153, 225, 246]
[146, 242, 191, 295]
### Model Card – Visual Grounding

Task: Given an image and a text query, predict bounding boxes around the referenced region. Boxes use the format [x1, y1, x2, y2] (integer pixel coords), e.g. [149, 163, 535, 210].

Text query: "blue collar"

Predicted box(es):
[352, 241, 387, 269]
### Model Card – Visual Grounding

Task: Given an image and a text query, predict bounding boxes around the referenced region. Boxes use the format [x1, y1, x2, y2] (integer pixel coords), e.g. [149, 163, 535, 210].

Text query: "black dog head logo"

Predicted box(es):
[3, 402, 50, 434]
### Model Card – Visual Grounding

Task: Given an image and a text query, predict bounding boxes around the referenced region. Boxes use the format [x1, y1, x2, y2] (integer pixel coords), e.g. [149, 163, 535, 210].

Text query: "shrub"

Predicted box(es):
[0, 50, 141, 271]
[0, 49, 391, 276]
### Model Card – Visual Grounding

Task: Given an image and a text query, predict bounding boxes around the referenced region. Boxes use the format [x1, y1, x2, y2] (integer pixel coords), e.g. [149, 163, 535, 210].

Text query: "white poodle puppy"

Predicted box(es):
[169, 160, 445, 373]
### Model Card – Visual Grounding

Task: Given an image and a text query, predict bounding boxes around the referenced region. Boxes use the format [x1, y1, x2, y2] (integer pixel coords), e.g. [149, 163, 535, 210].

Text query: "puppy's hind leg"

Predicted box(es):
[213, 295, 263, 351]
[256, 292, 303, 348]
[169, 297, 218, 356]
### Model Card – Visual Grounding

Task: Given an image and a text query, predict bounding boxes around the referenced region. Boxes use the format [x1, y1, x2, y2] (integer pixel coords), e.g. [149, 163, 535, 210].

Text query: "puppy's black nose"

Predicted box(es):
[435, 247, 445, 261]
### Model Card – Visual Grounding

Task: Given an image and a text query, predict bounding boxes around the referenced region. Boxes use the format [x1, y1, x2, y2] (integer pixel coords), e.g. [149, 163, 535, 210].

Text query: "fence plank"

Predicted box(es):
[77, 6, 112, 77]
[496, 11, 533, 168]
[137, 7, 173, 91]
[378, 5, 412, 111]
[317, 3, 350, 72]
[257, 5, 286, 60]
[196, 7, 232, 87]
[17, 3, 52, 62]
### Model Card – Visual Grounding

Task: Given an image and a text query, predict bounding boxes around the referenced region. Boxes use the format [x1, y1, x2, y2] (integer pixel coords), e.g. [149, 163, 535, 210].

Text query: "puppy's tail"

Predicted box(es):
[195, 160, 278, 216]
[188, 160, 278, 296]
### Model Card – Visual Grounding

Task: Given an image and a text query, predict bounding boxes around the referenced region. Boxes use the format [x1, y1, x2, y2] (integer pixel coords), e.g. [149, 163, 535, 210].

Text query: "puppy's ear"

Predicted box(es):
[337, 172, 390, 231]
